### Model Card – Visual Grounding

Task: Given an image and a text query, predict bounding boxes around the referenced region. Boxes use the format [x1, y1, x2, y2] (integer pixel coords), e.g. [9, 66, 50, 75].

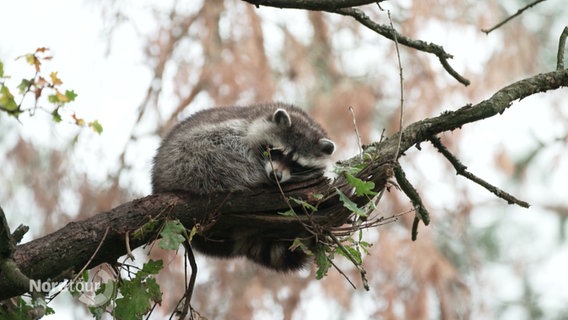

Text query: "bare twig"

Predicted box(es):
[10, 225, 29, 245]
[388, 10, 405, 161]
[348, 106, 364, 159]
[328, 233, 369, 290]
[124, 231, 135, 261]
[557, 26, 568, 70]
[331, 7, 470, 86]
[482, 0, 548, 34]
[326, 256, 357, 289]
[176, 239, 197, 320]
[71, 227, 111, 284]
[429, 135, 530, 208]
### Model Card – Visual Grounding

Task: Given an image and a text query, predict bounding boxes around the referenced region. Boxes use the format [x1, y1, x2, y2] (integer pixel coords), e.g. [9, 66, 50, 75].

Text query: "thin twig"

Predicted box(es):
[71, 227, 110, 284]
[178, 239, 197, 319]
[481, 0, 547, 34]
[125, 231, 135, 261]
[327, 257, 357, 289]
[388, 10, 405, 161]
[372, 129, 388, 208]
[349, 106, 364, 160]
[557, 26, 568, 70]
[267, 147, 320, 238]
[328, 233, 369, 290]
[50, 227, 113, 302]
[429, 135, 530, 208]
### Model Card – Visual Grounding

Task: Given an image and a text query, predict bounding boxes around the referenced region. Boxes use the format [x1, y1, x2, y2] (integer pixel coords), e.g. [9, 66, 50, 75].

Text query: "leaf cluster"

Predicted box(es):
[107, 260, 163, 320]
[0, 47, 102, 134]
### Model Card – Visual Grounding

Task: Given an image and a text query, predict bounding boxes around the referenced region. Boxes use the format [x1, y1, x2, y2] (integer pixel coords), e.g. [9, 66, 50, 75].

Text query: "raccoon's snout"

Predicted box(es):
[265, 161, 291, 183]
[270, 170, 283, 182]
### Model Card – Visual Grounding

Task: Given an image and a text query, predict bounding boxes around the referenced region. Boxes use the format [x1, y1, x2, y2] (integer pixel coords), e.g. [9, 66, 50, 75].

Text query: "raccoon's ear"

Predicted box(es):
[272, 108, 292, 128]
[318, 138, 335, 155]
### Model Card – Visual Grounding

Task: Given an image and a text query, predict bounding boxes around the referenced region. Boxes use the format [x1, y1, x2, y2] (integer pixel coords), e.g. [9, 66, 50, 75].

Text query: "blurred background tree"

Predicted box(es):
[1, 0, 567, 319]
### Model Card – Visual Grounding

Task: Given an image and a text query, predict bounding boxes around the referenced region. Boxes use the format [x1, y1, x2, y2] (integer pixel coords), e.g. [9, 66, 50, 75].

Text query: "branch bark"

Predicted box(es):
[0, 69, 567, 301]
[241, 0, 381, 10]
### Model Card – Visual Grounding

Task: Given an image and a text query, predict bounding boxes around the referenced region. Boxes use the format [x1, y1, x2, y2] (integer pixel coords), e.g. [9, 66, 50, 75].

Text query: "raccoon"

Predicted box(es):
[151, 102, 335, 271]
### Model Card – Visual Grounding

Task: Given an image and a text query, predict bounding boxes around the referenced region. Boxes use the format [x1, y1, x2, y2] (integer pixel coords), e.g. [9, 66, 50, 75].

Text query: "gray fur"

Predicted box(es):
[152, 102, 335, 194]
[151, 102, 335, 271]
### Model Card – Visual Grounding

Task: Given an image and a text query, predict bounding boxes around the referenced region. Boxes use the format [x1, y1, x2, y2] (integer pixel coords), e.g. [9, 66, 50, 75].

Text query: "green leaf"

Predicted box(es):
[140, 259, 163, 276]
[82, 269, 90, 282]
[158, 220, 186, 250]
[51, 108, 62, 122]
[188, 226, 197, 242]
[88, 305, 105, 320]
[113, 260, 163, 320]
[336, 245, 362, 265]
[48, 94, 58, 103]
[289, 238, 311, 254]
[145, 277, 162, 301]
[314, 245, 331, 280]
[359, 241, 372, 254]
[277, 209, 296, 217]
[45, 306, 55, 316]
[65, 89, 78, 101]
[345, 173, 377, 197]
[335, 162, 366, 176]
[88, 120, 103, 134]
[132, 219, 160, 239]
[0, 85, 18, 112]
[335, 188, 367, 217]
[17, 78, 32, 94]
[114, 289, 152, 320]
[290, 197, 318, 212]
[0, 61, 4, 78]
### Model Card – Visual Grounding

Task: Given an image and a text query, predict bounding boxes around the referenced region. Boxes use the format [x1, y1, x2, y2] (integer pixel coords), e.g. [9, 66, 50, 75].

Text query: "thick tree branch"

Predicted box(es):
[242, 0, 381, 10]
[0, 69, 567, 301]
[380, 69, 568, 157]
[393, 165, 430, 241]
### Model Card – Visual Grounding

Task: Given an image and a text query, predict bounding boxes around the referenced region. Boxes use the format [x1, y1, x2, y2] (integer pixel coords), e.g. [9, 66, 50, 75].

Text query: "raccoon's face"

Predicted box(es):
[248, 107, 335, 184]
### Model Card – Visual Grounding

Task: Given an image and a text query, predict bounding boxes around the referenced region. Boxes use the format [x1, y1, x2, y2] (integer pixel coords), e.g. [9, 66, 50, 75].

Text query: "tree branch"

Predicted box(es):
[557, 26, 568, 70]
[242, 0, 470, 85]
[393, 164, 430, 241]
[331, 7, 470, 86]
[481, 0, 548, 34]
[429, 135, 530, 208]
[242, 0, 382, 10]
[1, 69, 567, 301]
[381, 69, 568, 157]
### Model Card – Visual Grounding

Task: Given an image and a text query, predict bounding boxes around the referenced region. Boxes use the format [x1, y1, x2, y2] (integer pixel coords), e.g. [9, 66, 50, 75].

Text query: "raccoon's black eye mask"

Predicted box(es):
[262, 144, 318, 175]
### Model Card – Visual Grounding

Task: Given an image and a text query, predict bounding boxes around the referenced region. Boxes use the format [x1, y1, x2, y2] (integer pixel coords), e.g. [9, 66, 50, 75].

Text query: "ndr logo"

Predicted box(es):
[29, 268, 115, 307]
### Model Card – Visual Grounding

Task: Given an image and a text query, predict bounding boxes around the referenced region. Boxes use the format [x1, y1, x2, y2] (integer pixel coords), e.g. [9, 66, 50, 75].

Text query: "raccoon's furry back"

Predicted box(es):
[151, 102, 334, 194]
[151, 102, 335, 272]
